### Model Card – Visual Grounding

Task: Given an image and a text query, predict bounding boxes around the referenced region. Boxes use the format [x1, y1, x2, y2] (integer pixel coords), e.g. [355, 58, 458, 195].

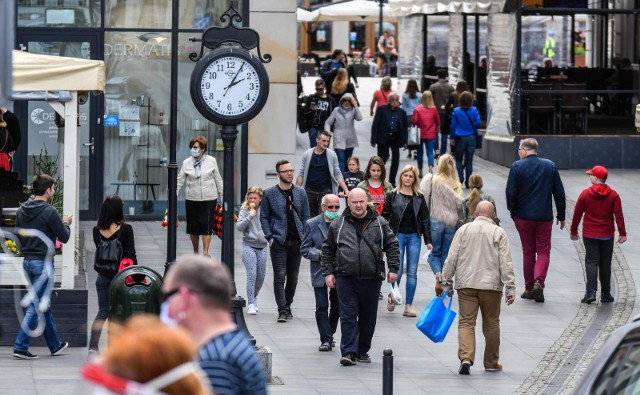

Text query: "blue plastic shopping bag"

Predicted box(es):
[416, 294, 457, 343]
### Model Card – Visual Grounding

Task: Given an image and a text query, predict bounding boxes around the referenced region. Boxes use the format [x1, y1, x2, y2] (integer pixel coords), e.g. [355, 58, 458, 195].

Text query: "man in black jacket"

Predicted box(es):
[370, 92, 408, 186]
[13, 174, 72, 360]
[302, 79, 336, 148]
[321, 188, 399, 366]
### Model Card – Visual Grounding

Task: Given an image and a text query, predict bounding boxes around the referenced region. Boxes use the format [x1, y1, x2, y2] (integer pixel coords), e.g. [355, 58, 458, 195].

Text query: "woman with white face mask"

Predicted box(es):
[177, 136, 223, 257]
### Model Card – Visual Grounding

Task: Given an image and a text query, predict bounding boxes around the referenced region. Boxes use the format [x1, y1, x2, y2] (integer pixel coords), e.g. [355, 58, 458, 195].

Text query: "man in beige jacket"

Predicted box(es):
[440, 201, 516, 375]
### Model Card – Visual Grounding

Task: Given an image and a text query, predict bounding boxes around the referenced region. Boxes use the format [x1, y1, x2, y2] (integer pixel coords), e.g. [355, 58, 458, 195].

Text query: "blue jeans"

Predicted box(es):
[417, 138, 437, 170]
[308, 127, 319, 148]
[454, 134, 477, 187]
[429, 220, 457, 274]
[335, 147, 354, 174]
[313, 285, 340, 343]
[14, 259, 62, 352]
[396, 232, 422, 305]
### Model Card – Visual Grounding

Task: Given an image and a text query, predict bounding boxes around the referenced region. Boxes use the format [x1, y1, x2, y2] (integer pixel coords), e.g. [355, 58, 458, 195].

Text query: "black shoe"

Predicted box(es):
[601, 293, 615, 303]
[51, 341, 69, 356]
[521, 290, 534, 300]
[340, 353, 357, 366]
[332, 340, 336, 348]
[286, 310, 294, 319]
[379, 292, 383, 300]
[581, 291, 596, 304]
[319, 342, 332, 352]
[532, 282, 545, 303]
[13, 350, 39, 360]
[459, 360, 471, 375]
[277, 313, 287, 323]
[357, 352, 371, 363]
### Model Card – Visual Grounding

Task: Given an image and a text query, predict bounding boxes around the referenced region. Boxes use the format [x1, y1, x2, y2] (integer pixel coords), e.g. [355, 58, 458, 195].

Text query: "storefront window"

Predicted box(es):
[311, 21, 332, 52]
[17, 0, 101, 27]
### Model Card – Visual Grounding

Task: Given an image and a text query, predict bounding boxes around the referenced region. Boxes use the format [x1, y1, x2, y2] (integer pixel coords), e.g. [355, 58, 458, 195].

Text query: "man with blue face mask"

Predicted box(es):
[300, 194, 341, 352]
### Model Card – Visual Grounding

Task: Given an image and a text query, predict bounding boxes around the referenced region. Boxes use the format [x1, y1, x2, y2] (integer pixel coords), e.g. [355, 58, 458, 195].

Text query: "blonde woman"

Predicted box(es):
[420, 154, 463, 287]
[330, 68, 358, 105]
[382, 165, 433, 316]
[461, 174, 499, 225]
[370, 76, 393, 116]
[236, 186, 268, 315]
[412, 91, 441, 176]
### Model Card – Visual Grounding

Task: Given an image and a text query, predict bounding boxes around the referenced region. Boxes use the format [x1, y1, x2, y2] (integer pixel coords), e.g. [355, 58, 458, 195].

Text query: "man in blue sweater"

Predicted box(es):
[260, 160, 310, 322]
[506, 138, 566, 303]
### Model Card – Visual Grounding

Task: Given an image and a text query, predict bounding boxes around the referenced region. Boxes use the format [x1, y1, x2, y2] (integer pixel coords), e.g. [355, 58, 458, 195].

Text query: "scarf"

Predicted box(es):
[193, 156, 204, 178]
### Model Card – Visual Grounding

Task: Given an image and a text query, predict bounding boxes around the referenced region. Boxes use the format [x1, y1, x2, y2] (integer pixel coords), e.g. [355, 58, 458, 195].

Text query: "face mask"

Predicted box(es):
[159, 301, 177, 327]
[190, 148, 200, 158]
[324, 210, 339, 220]
[341, 102, 351, 109]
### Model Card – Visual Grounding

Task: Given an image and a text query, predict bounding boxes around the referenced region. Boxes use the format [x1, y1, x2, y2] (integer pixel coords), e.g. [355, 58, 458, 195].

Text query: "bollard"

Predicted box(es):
[383, 348, 393, 395]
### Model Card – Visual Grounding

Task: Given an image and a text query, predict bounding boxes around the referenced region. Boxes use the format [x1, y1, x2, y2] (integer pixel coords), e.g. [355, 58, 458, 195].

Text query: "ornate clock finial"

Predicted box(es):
[188, 5, 272, 64]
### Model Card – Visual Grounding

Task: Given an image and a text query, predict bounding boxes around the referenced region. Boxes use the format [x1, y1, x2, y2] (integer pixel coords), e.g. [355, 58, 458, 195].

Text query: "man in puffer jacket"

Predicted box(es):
[321, 188, 399, 366]
[506, 138, 565, 303]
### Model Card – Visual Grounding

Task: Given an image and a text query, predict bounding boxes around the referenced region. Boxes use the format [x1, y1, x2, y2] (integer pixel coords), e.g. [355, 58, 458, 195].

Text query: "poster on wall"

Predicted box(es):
[119, 121, 141, 137]
[27, 103, 60, 155]
[119, 104, 140, 121]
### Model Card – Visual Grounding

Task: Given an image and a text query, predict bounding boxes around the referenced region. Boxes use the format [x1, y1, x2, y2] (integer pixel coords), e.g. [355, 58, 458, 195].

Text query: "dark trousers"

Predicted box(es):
[377, 143, 400, 186]
[314, 285, 340, 343]
[270, 239, 302, 315]
[89, 274, 112, 350]
[336, 276, 381, 356]
[305, 188, 331, 218]
[583, 238, 614, 294]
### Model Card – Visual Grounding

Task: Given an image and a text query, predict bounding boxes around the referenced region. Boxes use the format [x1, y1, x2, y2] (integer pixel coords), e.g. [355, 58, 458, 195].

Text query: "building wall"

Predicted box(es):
[248, 0, 299, 190]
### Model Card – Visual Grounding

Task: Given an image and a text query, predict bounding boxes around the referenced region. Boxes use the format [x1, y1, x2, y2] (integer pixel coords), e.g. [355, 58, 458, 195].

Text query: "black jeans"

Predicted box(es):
[305, 188, 331, 218]
[336, 276, 381, 356]
[270, 238, 302, 315]
[377, 143, 400, 186]
[89, 274, 111, 350]
[314, 285, 340, 343]
[583, 237, 614, 294]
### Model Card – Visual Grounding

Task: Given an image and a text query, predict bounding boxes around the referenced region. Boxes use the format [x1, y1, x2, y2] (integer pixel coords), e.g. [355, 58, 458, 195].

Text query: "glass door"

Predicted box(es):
[15, 31, 103, 220]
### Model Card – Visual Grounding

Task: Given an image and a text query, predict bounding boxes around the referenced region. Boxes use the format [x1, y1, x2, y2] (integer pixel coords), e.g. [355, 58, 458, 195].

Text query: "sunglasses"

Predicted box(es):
[325, 205, 340, 209]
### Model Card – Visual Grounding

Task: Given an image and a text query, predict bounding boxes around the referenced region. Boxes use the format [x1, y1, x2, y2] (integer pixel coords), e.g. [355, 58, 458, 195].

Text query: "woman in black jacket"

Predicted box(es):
[382, 165, 432, 317]
[89, 194, 137, 355]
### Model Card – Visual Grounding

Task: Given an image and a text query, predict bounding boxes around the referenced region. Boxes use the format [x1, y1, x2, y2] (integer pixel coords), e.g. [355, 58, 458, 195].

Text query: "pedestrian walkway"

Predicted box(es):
[0, 76, 637, 394]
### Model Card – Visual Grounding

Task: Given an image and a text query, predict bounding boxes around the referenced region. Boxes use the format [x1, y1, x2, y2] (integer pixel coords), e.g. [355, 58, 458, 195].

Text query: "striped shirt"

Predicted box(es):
[197, 329, 266, 395]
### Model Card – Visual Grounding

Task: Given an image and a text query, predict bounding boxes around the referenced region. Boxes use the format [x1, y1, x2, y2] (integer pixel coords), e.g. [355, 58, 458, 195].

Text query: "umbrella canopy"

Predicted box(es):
[313, 0, 397, 22]
[12, 50, 105, 92]
[297, 8, 317, 22]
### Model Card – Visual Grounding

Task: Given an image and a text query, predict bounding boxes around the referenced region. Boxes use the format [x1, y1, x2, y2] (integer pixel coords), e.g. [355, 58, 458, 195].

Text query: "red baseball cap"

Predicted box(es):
[586, 165, 608, 179]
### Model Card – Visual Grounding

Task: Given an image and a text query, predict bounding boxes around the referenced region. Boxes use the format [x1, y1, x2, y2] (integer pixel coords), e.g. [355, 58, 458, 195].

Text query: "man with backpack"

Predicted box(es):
[13, 174, 72, 360]
[300, 79, 336, 148]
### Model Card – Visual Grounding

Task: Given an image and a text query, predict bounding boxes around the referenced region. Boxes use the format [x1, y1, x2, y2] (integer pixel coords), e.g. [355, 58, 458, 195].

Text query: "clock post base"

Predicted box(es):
[230, 294, 256, 346]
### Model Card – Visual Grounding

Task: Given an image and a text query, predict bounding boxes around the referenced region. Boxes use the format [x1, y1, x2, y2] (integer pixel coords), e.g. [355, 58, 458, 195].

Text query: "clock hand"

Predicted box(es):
[226, 78, 246, 90]
[223, 62, 245, 96]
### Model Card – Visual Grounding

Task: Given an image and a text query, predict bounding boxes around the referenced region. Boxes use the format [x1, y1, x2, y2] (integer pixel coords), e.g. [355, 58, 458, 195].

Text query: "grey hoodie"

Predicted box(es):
[236, 207, 268, 248]
[15, 199, 70, 259]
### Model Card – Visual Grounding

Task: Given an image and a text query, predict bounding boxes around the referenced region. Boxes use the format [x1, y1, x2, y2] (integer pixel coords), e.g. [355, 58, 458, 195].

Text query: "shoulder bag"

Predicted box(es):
[352, 217, 386, 281]
[462, 109, 482, 149]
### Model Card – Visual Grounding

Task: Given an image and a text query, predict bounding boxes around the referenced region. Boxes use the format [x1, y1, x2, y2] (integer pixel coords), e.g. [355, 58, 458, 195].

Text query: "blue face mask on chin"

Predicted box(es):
[324, 211, 339, 220]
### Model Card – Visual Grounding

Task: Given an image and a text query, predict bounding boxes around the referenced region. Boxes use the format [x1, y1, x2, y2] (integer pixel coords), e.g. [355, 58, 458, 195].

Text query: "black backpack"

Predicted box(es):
[297, 95, 312, 133]
[94, 230, 123, 278]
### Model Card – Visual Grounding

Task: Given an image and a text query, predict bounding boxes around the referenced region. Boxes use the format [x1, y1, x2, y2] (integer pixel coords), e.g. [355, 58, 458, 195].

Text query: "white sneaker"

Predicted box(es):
[254, 303, 259, 312]
[247, 304, 257, 315]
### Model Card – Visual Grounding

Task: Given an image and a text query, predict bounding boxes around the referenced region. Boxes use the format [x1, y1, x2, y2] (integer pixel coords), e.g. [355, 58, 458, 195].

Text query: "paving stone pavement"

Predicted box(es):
[1, 77, 638, 394]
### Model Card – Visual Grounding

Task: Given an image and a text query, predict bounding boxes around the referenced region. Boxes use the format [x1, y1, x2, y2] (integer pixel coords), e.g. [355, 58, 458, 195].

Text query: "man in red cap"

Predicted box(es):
[570, 165, 626, 304]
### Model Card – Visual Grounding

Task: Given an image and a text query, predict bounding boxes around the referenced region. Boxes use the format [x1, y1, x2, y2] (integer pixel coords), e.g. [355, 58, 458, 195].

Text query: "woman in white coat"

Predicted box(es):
[177, 136, 223, 256]
[324, 93, 363, 174]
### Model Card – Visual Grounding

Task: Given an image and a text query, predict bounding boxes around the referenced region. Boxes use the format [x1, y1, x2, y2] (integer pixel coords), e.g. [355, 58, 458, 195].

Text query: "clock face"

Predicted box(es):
[200, 56, 261, 116]
[190, 47, 270, 125]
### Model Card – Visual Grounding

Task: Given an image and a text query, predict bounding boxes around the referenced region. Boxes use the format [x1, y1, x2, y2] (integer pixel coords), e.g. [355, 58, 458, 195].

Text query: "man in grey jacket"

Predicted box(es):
[441, 201, 516, 375]
[301, 194, 341, 352]
[261, 160, 310, 323]
[321, 188, 399, 366]
[297, 130, 349, 217]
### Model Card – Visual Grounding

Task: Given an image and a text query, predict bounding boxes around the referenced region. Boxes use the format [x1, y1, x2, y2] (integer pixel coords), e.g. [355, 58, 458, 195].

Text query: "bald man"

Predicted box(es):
[441, 201, 516, 375]
[321, 188, 399, 366]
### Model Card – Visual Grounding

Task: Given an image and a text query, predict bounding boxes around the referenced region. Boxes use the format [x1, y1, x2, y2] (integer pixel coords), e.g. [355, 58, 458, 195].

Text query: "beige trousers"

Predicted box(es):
[457, 288, 502, 369]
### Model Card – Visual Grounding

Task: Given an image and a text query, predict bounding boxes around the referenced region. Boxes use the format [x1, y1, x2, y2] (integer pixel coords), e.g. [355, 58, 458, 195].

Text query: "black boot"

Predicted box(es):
[581, 290, 596, 304]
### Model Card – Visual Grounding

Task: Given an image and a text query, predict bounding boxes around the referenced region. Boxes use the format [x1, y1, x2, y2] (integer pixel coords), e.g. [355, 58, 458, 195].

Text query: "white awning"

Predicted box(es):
[312, 0, 398, 22]
[12, 50, 105, 92]
[389, 0, 512, 16]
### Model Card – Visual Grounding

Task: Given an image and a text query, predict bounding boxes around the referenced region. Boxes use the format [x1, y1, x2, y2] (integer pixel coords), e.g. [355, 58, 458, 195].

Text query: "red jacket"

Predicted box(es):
[571, 184, 626, 239]
[412, 105, 440, 140]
